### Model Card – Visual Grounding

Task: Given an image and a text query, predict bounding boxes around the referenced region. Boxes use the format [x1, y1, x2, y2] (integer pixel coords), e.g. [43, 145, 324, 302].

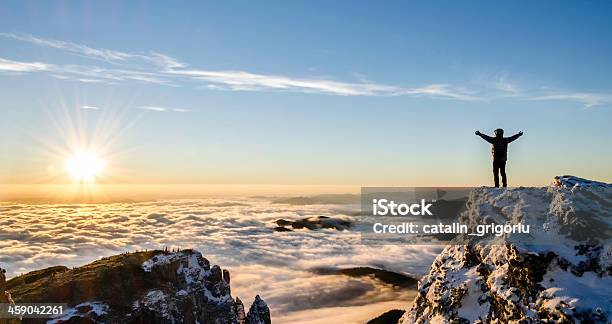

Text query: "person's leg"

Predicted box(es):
[500, 161, 507, 187]
[493, 161, 500, 187]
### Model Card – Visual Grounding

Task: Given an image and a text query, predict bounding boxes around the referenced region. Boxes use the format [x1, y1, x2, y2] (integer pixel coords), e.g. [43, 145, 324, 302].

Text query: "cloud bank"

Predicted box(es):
[0, 198, 440, 323]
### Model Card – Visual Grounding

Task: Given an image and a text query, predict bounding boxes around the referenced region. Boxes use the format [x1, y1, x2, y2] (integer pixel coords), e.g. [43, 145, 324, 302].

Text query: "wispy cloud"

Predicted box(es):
[174, 68, 480, 99]
[0, 33, 481, 100]
[81, 105, 101, 110]
[400, 84, 480, 101]
[0, 55, 168, 85]
[0, 57, 49, 72]
[0, 32, 184, 69]
[76, 78, 105, 83]
[138, 106, 167, 112]
[491, 75, 520, 94]
[529, 92, 612, 108]
[138, 106, 189, 112]
[2, 32, 611, 107]
[47, 64, 171, 85]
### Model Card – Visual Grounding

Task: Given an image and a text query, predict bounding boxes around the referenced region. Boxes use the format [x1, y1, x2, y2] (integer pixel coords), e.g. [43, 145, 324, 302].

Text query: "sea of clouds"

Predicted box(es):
[0, 198, 441, 323]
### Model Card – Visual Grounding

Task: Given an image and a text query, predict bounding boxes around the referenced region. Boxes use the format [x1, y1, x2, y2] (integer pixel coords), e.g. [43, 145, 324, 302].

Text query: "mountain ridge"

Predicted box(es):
[1, 249, 270, 324]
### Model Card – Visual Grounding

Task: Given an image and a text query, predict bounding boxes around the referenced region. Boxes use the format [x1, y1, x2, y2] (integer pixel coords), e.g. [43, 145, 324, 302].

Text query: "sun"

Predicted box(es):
[64, 151, 106, 181]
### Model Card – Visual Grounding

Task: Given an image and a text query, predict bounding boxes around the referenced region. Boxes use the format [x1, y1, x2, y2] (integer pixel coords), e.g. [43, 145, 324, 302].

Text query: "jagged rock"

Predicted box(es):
[223, 269, 231, 284]
[367, 309, 406, 324]
[245, 295, 271, 324]
[0, 267, 19, 324]
[235, 297, 246, 324]
[401, 176, 612, 323]
[0, 267, 6, 301]
[4, 249, 270, 324]
[211, 265, 223, 282]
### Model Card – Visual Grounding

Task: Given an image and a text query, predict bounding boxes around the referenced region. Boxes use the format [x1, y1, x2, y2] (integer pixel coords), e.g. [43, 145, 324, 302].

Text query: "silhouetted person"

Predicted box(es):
[475, 128, 523, 187]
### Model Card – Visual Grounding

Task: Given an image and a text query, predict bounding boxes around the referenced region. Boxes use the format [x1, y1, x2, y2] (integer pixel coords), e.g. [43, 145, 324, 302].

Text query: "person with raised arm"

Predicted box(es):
[475, 128, 523, 187]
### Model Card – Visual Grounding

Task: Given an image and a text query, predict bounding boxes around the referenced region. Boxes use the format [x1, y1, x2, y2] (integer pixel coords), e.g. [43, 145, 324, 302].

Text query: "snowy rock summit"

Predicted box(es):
[3, 249, 270, 324]
[402, 175, 611, 323]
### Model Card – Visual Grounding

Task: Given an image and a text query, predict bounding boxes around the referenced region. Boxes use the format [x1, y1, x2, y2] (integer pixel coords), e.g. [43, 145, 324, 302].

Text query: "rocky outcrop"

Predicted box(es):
[311, 267, 418, 288]
[245, 295, 270, 324]
[274, 215, 352, 231]
[367, 309, 406, 324]
[401, 176, 612, 323]
[4, 249, 270, 324]
[0, 267, 7, 302]
[0, 267, 19, 324]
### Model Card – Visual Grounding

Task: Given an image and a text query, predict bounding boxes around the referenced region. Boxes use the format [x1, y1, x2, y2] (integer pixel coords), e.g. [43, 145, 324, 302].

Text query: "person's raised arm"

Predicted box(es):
[506, 131, 523, 143]
[475, 130, 494, 143]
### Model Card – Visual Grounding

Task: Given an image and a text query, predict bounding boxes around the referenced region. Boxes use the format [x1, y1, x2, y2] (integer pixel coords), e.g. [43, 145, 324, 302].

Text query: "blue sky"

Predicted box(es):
[1, 1, 611, 186]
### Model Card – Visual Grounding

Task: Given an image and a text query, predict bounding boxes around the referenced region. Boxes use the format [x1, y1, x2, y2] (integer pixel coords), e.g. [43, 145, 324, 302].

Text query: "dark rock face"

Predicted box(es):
[0, 267, 19, 324]
[4, 250, 270, 324]
[311, 267, 418, 288]
[223, 269, 231, 284]
[274, 215, 352, 231]
[245, 295, 271, 324]
[0, 267, 6, 301]
[367, 309, 406, 324]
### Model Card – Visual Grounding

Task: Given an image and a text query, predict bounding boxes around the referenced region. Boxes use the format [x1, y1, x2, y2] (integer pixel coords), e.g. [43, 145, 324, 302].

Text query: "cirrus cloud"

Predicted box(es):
[0, 57, 50, 72]
[0, 32, 480, 100]
[1, 32, 611, 107]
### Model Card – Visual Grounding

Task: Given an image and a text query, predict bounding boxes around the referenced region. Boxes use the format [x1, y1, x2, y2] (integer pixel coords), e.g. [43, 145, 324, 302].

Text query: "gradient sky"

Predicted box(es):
[1, 1, 611, 187]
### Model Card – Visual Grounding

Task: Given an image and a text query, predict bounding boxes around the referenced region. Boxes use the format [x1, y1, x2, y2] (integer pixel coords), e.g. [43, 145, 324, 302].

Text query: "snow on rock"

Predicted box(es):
[553, 175, 612, 189]
[142, 289, 169, 318]
[6, 249, 270, 324]
[142, 249, 211, 273]
[47, 302, 109, 324]
[132, 250, 268, 323]
[246, 295, 271, 324]
[402, 176, 612, 323]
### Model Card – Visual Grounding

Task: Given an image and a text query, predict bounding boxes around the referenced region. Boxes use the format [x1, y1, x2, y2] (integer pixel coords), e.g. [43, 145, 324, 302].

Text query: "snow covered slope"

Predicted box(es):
[402, 176, 612, 323]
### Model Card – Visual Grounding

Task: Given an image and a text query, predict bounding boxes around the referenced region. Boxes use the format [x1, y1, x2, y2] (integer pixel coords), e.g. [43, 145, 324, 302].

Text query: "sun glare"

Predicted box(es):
[64, 152, 106, 181]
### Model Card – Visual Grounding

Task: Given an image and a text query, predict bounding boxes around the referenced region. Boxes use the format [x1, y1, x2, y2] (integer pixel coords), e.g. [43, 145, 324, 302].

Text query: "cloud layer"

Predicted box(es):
[0, 198, 440, 323]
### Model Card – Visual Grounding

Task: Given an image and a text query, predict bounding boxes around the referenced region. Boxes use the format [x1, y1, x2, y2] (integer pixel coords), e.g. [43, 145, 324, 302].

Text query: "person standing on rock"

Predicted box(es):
[475, 128, 523, 187]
